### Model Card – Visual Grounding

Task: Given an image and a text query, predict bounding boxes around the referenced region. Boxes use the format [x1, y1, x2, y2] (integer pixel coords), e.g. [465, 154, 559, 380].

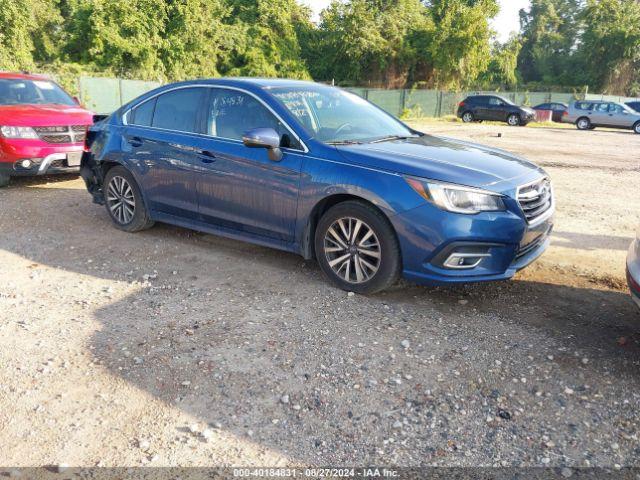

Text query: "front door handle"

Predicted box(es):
[128, 136, 143, 147]
[199, 150, 217, 163]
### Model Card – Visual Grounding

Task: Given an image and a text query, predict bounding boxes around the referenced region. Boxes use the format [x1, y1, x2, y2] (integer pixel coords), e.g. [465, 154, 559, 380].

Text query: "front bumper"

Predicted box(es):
[626, 239, 640, 309]
[391, 201, 553, 286]
[0, 138, 83, 176]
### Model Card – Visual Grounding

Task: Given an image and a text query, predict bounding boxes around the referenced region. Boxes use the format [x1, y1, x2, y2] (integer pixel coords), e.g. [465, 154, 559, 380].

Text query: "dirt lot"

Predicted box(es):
[1, 123, 640, 469]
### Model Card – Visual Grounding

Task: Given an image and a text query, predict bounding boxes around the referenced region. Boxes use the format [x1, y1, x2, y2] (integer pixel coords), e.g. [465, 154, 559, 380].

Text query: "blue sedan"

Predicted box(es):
[81, 79, 554, 294]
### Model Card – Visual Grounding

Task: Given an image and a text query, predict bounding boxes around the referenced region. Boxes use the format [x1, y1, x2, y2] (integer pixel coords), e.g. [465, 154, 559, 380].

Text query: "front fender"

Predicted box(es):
[295, 155, 425, 257]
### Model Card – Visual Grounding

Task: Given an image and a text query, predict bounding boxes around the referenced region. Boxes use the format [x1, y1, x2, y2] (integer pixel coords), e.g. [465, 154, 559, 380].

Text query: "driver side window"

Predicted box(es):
[206, 89, 301, 150]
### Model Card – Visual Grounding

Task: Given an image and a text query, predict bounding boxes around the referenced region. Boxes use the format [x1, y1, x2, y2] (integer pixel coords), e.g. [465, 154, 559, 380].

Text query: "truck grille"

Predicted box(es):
[517, 178, 553, 223]
[33, 125, 88, 144]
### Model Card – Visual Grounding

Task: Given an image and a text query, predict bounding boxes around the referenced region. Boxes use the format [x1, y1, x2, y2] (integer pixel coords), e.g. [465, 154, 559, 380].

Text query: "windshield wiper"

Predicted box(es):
[369, 135, 417, 144]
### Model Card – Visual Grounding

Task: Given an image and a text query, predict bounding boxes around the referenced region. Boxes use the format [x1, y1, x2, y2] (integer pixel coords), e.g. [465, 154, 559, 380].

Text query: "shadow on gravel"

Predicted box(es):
[551, 230, 633, 252]
[3, 180, 640, 464]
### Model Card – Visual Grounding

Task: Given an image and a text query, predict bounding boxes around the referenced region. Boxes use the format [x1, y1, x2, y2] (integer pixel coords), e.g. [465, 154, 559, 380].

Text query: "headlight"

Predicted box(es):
[406, 177, 505, 214]
[0, 126, 39, 139]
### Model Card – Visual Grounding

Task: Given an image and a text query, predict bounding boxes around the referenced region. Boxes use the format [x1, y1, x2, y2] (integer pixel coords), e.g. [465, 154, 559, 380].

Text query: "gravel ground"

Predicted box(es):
[1, 122, 639, 468]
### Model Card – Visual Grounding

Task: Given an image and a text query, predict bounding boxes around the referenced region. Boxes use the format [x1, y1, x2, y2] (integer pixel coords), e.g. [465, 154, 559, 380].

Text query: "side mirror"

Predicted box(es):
[242, 127, 282, 161]
[72, 96, 81, 105]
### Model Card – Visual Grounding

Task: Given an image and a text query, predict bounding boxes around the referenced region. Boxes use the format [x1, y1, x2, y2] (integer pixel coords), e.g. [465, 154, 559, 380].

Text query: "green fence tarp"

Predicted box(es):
[79, 75, 640, 117]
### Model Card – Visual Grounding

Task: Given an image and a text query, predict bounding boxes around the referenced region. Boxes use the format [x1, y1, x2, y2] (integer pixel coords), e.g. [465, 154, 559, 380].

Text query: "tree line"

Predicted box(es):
[0, 0, 638, 95]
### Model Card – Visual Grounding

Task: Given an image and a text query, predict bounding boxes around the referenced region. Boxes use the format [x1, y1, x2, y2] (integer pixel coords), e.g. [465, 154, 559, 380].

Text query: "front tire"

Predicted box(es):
[0, 173, 10, 188]
[461, 111, 474, 123]
[103, 166, 154, 232]
[507, 113, 521, 126]
[576, 117, 591, 130]
[634, 121, 640, 134]
[314, 201, 401, 294]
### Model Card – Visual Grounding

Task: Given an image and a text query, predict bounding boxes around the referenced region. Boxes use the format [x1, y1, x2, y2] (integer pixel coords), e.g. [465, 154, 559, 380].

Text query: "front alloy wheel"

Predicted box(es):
[507, 114, 521, 126]
[324, 217, 381, 284]
[106, 175, 136, 224]
[315, 200, 401, 294]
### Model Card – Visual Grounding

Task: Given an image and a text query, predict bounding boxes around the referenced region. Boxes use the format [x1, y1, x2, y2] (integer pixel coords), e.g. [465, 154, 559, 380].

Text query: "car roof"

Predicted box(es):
[171, 77, 324, 90]
[0, 71, 52, 81]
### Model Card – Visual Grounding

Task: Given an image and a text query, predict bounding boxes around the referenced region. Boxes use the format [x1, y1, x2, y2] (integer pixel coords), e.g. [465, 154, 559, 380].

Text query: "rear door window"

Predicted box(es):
[151, 88, 205, 133]
[608, 104, 623, 114]
[129, 99, 156, 127]
[488, 97, 504, 106]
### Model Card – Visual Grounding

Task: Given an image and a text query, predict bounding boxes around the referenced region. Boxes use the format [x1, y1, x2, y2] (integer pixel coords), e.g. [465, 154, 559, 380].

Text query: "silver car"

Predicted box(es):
[627, 228, 640, 310]
[563, 100, 640, 134]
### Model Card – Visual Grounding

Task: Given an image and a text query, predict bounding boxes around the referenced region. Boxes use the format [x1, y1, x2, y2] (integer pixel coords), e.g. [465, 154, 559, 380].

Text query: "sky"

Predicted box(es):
[298, 0, 531, 43]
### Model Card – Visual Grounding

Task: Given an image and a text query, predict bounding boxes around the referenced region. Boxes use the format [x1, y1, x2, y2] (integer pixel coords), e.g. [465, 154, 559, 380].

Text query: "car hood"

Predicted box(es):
[0, 104, 94, 126]
[336, 134, 546, 191]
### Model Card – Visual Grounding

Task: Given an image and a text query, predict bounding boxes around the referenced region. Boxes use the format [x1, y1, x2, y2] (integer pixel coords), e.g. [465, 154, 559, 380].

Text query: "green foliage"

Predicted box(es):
[518, 0, 640, 95]
[1, 0, 638, 95]
[518, 0, 582, 84]
[578, 0, 640, 95]
[427, 0, 499, 89]
[479, 35, 522, 88]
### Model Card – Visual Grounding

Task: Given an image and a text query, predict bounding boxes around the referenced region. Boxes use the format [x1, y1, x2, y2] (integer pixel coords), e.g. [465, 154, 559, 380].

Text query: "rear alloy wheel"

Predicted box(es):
[315, 201, 401, 294]
[0, 173, 9, 188]
[634, 122, 640, 134]
[507, 113, 521, 126]
[461, 111, 474, 123]
[576, 117, 591, 130]
[104, 166, 154, 232]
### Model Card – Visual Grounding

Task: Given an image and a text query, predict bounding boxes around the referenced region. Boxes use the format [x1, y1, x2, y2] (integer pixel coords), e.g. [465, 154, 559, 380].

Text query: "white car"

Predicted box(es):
[626, 228, 640, 309]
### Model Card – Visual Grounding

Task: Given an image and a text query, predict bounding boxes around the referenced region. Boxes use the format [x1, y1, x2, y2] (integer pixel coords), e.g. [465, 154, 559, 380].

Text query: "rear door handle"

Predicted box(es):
[199, 150, 217, 163]
[128, 136, 143, 147]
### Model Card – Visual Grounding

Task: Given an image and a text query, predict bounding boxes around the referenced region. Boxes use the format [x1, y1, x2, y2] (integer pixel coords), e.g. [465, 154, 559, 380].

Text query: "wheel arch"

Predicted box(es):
[300, 193, 399, 261]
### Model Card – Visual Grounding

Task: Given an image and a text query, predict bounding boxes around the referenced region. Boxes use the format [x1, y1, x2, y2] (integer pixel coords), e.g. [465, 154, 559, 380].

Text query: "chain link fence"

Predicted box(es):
[75, 75, 640, 117]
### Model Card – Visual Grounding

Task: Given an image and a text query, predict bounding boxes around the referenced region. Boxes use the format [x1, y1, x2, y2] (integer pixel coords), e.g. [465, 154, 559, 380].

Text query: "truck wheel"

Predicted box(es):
[0, 174, 10, 188]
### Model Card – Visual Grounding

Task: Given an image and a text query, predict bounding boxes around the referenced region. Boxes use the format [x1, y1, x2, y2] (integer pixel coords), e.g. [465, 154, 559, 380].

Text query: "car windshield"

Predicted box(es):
[268, 85, 415, 144]
[0, 79, 76, 106]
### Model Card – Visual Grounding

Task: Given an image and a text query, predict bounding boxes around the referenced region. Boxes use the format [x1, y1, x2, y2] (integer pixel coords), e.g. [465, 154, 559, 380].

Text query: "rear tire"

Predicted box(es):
[461, 111, 474, 123]
[507, 113, 521, 126]
[576, 117, 591, 130]
[0, 173, 9, 188]
[314, 200, 401, 294]
[103, 166, 154, 232]
[634, 121, 640, 134]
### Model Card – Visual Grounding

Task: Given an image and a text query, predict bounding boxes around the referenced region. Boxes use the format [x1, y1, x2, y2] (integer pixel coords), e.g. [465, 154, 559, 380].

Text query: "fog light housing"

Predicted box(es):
[20, 159, 33, 169]
[443, 252, 490, 269]
[432, 243, 500, 271]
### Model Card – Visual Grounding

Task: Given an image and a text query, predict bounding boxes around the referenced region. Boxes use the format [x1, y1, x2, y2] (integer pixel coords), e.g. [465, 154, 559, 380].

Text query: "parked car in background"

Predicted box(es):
[563, 100, 640, 133]
[82, 79, 553, 294]
[532, 102, 568, 123]
[457, 95, 536, 126]
[0, 72, 93, 187]
[626, 101, 640, 113]
[626, 228, 640, 310]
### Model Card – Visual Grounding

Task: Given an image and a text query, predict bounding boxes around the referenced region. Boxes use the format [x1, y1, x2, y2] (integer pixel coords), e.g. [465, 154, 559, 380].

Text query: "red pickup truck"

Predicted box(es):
[0, 72, 93, 187]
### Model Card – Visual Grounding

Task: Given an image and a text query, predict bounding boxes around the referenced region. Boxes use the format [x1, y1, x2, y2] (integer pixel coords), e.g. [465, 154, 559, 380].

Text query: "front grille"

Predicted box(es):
[33, 125, 88, 144]
[517, 178, 553, 223]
